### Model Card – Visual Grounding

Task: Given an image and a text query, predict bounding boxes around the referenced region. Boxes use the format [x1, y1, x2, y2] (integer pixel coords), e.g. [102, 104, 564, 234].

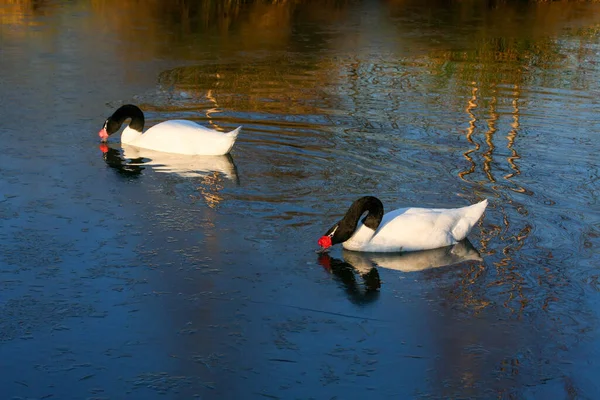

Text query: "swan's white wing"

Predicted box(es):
[132, 120, 240, 155]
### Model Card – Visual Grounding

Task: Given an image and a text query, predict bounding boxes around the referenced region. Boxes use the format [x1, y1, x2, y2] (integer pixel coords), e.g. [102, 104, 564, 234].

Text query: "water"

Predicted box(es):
[1, 0, 599, 398]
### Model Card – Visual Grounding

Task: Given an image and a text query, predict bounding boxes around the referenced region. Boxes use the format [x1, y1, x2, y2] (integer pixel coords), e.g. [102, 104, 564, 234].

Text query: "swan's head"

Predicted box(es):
[98, 118, 120, 142]
[99, 105, 146, 142]
[318, 222, 353, 251]
[318, 196, 383, 252]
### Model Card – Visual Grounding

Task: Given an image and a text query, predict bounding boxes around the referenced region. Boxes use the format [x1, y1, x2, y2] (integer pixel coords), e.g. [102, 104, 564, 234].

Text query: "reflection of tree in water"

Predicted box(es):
[1, 0, 57, 23]
[155, 57, 340, 121]
[87, 0, 350, 63]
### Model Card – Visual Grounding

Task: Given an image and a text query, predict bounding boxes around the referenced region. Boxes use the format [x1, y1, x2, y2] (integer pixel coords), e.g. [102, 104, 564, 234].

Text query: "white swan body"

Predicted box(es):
[99, 104, 240, 156]
[318, 197, 488, 253]
[121, 122, 240, 156]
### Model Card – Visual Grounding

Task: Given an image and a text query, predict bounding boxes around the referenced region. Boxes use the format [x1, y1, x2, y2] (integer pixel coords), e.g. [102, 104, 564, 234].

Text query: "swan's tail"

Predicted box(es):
[215, 126, 241, 155]
[465, 199, 488, 220]
[451, 199, 488, 241]
[226, 126, 242, 139]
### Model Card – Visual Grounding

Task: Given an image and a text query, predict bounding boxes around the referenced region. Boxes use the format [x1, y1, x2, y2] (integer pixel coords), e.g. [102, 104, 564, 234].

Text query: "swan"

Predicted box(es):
[98, 104, 241, 156]
[317, 196, 488, 253]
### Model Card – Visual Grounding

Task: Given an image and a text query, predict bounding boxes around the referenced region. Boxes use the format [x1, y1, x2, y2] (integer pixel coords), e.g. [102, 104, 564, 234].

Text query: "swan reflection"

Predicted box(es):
[121, 144, 238, 181]
[342, 239, 482, 274]
[100, 144, 145, 177]
[317, 253, 381, 305]
[100, 143, 239, 208]
[100, 143, 239, 182]
[318, 240, 482, 303]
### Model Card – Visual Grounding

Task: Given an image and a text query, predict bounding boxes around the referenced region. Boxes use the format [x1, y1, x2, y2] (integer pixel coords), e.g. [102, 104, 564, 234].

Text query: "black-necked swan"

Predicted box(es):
[98, 104, 241, 156]
[317, 196, 488, 253]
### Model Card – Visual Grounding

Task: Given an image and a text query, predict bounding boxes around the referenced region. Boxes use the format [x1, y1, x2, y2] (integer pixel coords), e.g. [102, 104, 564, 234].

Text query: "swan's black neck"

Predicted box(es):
[323, 196, 384, 246]
[106, 104, 145, 133]
[343, 196, 384, 231]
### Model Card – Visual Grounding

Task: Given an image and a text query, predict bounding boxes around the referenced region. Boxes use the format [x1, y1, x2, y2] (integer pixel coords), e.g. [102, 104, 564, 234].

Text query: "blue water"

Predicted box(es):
[1, 1, 599, 398]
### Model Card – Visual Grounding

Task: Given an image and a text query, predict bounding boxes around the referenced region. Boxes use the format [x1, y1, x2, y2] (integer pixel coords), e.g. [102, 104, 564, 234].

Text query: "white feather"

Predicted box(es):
[122, 120, 240, 156]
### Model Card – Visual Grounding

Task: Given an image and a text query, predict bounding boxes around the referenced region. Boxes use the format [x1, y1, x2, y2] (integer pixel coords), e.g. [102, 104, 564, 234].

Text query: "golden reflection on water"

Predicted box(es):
[458, 84, 479, 182]
[452, 69, 539, 319]
[456, 80, 532, 316]
[482, 93, 498, 184]
[205, 89, 221, 129]
[195, 172, 226, 209]
[0, 0, 62, 35]
[453, 82, 547, 322]
[506, 97, 521, 181]
[85, 0, 350, 62]
[1, 0, 42, 25]
[156, 62, 331, 118]
[459, 85, 518, 185]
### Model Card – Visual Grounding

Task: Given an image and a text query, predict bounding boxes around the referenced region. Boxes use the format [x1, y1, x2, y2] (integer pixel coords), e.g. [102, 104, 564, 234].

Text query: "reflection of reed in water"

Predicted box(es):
[505, 91, 530, 197]
[89, 0, 348, 65]
[157, 62, 327, 116]
[459, 84, 504, 185]
[506, 96, 520, 181]
[456, 79, 536, 316]
[458, 84, 480, 182]
[205, 89, 220, 128]
[482, 91, 498, 183]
